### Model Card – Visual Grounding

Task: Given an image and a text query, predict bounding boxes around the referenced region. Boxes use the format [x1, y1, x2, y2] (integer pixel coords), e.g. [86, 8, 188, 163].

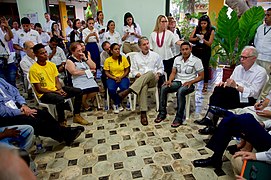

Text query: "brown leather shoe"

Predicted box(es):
[73, 114, 89, 125]
[140, 112, 148, 126]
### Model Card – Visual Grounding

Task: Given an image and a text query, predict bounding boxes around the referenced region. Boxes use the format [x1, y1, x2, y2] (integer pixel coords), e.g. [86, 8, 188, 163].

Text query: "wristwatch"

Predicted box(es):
[235, 84, 239, 90]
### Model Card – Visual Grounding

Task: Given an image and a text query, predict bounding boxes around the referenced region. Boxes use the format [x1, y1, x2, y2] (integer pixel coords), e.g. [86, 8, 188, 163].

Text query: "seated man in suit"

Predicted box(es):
[193, 110, 271, 170]
[0, 77, 84, 145]
[195, 46, 267, 134]
[29, 43, 89, 126]
[155, 41, 204, 127]
[118, 37, 164, 125]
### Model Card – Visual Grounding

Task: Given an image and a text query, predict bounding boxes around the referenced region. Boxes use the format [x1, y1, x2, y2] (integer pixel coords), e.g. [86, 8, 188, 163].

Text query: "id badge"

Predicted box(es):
[239, 92, 249, 103]
[5, 100, 18, 109]
[85, 69, 94, 79]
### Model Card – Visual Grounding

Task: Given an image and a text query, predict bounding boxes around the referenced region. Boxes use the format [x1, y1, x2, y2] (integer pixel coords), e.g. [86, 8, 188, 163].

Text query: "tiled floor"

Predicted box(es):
[21, 68, 236, 180]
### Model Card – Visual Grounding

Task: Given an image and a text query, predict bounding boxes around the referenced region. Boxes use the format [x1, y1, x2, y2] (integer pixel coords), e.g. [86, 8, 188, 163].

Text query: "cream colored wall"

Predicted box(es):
[102, 0, 166, 38]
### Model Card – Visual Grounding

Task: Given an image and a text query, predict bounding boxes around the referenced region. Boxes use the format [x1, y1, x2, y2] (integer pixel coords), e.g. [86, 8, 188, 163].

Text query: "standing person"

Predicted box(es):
[65, 19, 73, 49]
[149, 15, 183, 79]
[29, 43, 89, 126]
[66, 42, 99, 111]
[34, 23, 50, 46]
[121, 12, 142, 54]
[11, 20, 20, 35]
[0, 16, 16, 87]
[118, 37, 164, 125]
[155, 42, 204, 127]
[254, 8, 271, 99]
[103, 20, 122, 46]
[44, 13, 55, 34]
[103, 43, 130, 113]
[82, 18, 100, 69]
[13, 17, 41, 58]
[189, 15, 215, 93]
[167, 16, 182, 57]
[94, 11, 106, 52]
[51, 22, 65, 50]
[70, 19, 82, 43]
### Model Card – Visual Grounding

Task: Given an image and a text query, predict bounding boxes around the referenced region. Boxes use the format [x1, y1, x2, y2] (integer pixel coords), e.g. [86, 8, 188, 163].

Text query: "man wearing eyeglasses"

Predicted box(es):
[254, 8, 271, 100]
[195, 46, 267, 134]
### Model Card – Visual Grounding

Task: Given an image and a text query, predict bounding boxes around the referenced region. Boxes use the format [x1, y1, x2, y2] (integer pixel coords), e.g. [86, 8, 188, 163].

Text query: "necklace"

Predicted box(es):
[264, 26, 271, 36]
[156, 30, 165, 47]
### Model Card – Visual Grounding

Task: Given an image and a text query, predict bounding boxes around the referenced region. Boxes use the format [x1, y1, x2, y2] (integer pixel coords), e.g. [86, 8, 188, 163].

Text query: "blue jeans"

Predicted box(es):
[0, 125, 34, 150]
[106, 77, 130, 105]
[0, 59, 17, 87]
[158, 81, 194, 122]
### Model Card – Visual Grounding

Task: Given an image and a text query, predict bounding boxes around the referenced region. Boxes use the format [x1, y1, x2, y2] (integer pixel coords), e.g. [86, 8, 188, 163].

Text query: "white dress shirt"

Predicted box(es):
[40, 32, 50, 46]
[100, 51, 110, 68]
[130, 51, 164, 77]
[65, 26, 73, 42]
[45, 45, 66, 66]
[230, 63, 267, 99]
[122, 23, 142, 43]
[149, 30, 179, 60]
[82, 28, 98, 43]
[94, 22, 106, 41]
[254, 24, 271, 62]
[44, 20, 55, 33]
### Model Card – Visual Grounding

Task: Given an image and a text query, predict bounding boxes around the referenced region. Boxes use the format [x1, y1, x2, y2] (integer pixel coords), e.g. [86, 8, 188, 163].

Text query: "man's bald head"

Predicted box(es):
[23, 41, 35, 58]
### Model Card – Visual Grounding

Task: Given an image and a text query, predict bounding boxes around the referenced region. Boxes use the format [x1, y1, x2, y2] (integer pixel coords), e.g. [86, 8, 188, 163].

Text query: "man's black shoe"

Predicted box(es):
[193, 157, 222, 168]
[209, 106, 228, 117]
[65, 128, 82, 146]
[194, 117, 212, 126]
[198, 126, 216, 135]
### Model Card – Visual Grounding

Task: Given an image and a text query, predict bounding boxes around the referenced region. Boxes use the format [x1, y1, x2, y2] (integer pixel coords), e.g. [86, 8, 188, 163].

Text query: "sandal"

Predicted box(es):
[202, 86, 208, 93]
[171, 119, 183, 128]
[141, 113, 148, 126]
[154, 116, 165, 123]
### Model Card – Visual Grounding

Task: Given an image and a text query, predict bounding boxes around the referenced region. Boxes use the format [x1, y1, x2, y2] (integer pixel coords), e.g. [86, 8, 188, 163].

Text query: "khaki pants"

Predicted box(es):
[257, 59, 271, 99]
[130, 72, 157, 111]
[122, 42, 140, 54]
[231, 156, 243, 175]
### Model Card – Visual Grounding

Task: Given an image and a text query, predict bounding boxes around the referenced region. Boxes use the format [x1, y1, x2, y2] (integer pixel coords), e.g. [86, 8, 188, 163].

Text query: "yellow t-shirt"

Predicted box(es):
[103, 56, 130, 77]
[29, 61, 58, 98]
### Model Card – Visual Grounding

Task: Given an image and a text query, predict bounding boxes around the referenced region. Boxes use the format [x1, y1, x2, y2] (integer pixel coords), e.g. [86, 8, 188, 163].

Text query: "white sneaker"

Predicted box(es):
[113, 105, 120, 114]
[118, 105, 124, 111]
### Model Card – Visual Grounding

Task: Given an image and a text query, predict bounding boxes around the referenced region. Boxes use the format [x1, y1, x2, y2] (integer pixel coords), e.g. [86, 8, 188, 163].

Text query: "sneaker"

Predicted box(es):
[73, 114, 89, 125]
[113, 105, 120, 114]
[118, 105, 124, 111]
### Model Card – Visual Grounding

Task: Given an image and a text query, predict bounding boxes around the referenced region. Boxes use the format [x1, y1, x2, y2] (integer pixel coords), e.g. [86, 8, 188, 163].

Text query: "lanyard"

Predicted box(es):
[264, 26, 271, 36]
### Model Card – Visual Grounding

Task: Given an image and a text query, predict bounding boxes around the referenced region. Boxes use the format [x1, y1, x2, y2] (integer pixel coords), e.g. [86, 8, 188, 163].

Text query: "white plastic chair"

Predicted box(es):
[132, 86, 159, 111]
[106, 88, 132, 110]
[27, 74, 73, 119]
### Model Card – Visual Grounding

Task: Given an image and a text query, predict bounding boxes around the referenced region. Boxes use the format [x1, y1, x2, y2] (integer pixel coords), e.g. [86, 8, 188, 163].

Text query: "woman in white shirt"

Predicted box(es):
[149, 15, 183, 79]
[121, 12, 142, 54]
[103, 20, 121, 46]
[82, 17, 100, 69]
[94, 11, 106, 45]
[34, 23, 50, 46]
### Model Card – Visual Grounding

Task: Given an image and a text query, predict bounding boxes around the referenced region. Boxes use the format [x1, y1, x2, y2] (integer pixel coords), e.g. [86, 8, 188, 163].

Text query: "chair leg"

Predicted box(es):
[128, 93, 132, 111]
[96, 93, 101, 109]
[133, 94, 137, 111]
[106, 89, 110, 110]
[155, 87, 159, 112]
[185, 94, 191, 121]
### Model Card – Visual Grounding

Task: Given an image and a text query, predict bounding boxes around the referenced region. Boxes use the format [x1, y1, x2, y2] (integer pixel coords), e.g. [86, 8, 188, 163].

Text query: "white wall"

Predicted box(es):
[102, 0, 165, 38]
[16, 0, 47, 26]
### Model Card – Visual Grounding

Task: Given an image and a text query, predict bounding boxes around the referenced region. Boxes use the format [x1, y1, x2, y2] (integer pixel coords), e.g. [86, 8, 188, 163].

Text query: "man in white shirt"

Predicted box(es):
[154, 41, 204, 127]
[65, 19, 73, 48]
[118, 37, 164, 125]
[11, 21, 20, 35]
[45, 37, 66, 74]
[254, 8, 271, 99]
[195, 46, 267, 135]
[0, 16, 16, 87]
[43, 13, 55, 33]
[13, 17, 41, 58]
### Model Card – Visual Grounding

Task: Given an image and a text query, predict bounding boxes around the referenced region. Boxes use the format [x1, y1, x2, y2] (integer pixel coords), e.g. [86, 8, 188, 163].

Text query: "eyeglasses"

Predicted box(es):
[161, 20, 168, 23]
[240, 55, 253, 60]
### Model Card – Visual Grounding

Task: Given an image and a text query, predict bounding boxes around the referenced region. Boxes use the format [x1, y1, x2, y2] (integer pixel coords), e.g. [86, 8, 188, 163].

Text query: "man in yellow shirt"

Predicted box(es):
[29, 43, 89, 126]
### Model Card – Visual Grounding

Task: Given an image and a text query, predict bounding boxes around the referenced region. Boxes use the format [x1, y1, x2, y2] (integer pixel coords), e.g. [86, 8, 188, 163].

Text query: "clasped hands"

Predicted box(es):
[217, 78, 237, 88]
[20, 105, 37, 117]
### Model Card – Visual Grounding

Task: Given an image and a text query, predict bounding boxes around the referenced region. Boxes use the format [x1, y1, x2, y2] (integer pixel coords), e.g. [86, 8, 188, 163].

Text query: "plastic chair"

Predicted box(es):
[106, 88, 132, 110]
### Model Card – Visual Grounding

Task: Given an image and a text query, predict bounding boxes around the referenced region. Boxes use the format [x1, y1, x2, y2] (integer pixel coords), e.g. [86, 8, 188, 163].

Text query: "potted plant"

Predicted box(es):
[212, 6, 265, 81]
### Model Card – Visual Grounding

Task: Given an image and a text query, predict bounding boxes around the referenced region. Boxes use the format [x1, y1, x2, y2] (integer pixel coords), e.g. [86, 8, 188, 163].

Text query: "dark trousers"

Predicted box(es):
[40, 86, 82, 122]
[209, 86, 256, 110]
[0, 109, 70, 142]
[163, 58, 175, 80]
[207, 112, 271, 160]
[86, 42, 100, 69]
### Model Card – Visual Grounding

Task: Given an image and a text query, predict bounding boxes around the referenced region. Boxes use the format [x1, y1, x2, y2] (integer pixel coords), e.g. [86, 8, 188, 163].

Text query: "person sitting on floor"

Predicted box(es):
[154, 41, 204, 127]
[103, 43, 130, 113]
[0, 77, 84, 145]
[193, 108, 271, 171]
[195, 46, 267, 135]
[66, 42, 99, 111]
[118, 36, 164, 126]
[29, 43, 89, 126]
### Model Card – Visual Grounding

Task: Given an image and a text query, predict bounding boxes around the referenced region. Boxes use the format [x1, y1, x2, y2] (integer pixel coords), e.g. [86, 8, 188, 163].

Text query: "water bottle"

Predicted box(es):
[104, 100, 108, 111]
[35, 136, 46, 154]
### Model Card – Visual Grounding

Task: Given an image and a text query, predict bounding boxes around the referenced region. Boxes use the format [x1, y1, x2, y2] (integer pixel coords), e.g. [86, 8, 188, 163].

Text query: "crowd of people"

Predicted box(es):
[0, 8, 271, 179]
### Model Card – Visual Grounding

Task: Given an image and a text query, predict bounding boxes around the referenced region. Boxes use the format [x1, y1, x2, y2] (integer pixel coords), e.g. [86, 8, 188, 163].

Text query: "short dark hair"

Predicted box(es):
[49, 37, 58, 43]
[267, 8, 271, 11]
[33, 43, 45, 54]
[86, 17, 94, 23]
[101, 41, 110, 50]
[21, 17, 30, 25]
[181, 41, 191, 48]
[34, 23, 42, 29]
[138, 36, 149, 46]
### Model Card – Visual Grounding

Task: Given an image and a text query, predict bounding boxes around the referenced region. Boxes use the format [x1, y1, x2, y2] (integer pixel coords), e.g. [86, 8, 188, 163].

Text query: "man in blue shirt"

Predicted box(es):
[0, 78, 84, 145]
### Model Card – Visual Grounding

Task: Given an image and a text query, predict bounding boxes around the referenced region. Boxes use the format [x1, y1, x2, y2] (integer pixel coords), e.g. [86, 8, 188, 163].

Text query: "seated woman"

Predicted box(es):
[66, 42, 99, 111]
[103, 43, 130, 113]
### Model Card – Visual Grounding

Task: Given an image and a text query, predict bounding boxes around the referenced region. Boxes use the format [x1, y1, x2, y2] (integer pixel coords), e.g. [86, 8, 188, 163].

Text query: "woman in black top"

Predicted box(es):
[51, 22, 65, 49]
[70, 19, 82, 43]
[189, 15, 215, 93]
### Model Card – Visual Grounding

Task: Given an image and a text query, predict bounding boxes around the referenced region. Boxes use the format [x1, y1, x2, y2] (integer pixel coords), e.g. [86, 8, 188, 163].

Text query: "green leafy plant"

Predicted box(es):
[213, 6, 265, 67]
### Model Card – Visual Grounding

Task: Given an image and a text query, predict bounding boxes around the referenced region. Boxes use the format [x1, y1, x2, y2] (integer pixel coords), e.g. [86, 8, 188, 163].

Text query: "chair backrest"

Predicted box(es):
[258, 74, 269, 101]
[26, 74, 42, 104]
[125, 52, 138, 64]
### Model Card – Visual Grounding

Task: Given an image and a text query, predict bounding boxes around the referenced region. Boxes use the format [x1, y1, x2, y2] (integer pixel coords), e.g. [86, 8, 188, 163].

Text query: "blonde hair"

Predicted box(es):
[153, 15, 167, 32]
